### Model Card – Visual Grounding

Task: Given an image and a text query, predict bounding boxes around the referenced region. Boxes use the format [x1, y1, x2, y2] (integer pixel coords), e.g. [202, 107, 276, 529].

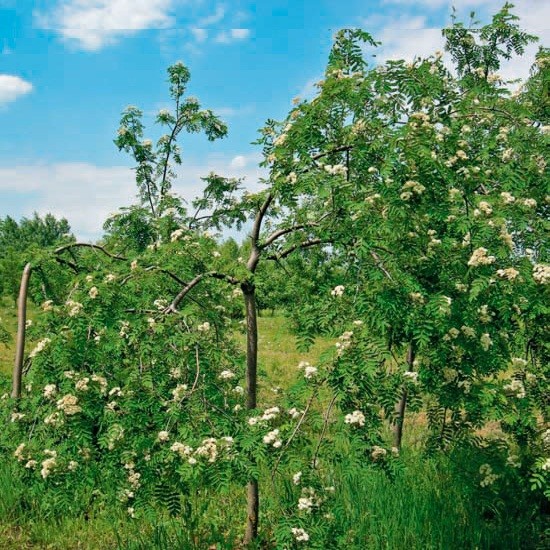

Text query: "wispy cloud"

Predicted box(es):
[214, 28, 250, 44]
[196, 5, 225, 27]
[35, 0, 176, 51]
[0, 154, 264, 240]
[0, 75, 33, 106]
[361, 0, 549, 83]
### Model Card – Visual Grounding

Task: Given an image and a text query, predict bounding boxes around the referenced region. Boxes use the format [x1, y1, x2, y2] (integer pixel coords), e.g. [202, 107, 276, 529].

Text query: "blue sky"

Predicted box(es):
[1, 0, 548, 240]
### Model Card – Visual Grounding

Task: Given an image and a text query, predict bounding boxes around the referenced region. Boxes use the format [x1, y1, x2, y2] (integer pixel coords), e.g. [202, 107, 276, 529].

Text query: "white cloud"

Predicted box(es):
[0, 75, 33, 105]
[0, 154, 265, 240]
[231, 28, 250, 40]
[362, 1, 549, 83]
[230, 155, 247, 169]
[215, 28, 251, 44]
[190, 28, 207, 42]
[196, 5, 225, 27]
[213, 105, 255, 118]
[35, 0, 176, 51]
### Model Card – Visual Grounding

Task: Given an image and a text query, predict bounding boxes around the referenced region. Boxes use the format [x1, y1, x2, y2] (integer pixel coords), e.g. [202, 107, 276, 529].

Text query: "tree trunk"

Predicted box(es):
[12, 263, 32, 399]
[243, 282, 259, 543]
[392, 342, 415, 450]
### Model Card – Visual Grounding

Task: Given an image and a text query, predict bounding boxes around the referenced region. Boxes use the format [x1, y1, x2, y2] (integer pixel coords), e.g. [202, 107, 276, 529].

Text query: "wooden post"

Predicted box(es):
[12, 263, 32, 399]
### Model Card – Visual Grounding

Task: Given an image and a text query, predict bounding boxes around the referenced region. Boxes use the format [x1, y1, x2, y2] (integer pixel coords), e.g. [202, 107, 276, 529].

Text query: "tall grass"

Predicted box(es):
[0, 313, 545, 548]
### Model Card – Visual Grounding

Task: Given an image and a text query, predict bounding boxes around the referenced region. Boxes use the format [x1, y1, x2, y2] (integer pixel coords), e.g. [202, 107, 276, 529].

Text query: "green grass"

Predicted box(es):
[0, 307, 545, 549]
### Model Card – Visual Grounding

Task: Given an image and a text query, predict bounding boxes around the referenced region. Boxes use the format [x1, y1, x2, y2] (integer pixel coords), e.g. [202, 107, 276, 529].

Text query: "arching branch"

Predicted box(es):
[55, 243, 127, 261]
[165, 271, 241, 313]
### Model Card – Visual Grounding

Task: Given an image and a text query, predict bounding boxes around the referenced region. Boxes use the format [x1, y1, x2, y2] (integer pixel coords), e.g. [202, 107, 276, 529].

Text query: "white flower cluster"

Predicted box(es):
[344, 410, 365, 427]
[468, 247, 496, 267]
[292, 471, 302, 485]
[56, 394, 81, 415]
[288, 407, 302, 419]
[172, 384, 188, 401]
[297, 486, 320, 513]
[41, 450, 57, 479]
[496, 267, 519, 281]
[66, 300, 83, 317]
[14, 443, 27, 461]
[29, 337, 51, 358]
[403, 371, 419, 383]
[11, 412, 25, 422]
[291, 527, 309, 542]
[286, 171, 297, 184]
[43, 384, 57, 399]
[479, 463, 499, 487]
[335, 331, 353, 356]
[153, 299, 167, 311]
[371, 446, 387, 460]
[195, 437, 220, 463]
[330, 285, 345, 297]
[480, 333, 493, 351]
[475, 201, 493, 216]
[157, 430, 170, 442]
[42, 300, 54, 311]
[170, 437, 233, 465]
[297, 361, 318, 379]
[197, 321, 211, 332]
[119, 321, 130, 338]
[170, 229, 185, 242]
[324, 164, 347, 176]
[503, 378, 526, 399]
[533, 264, 550, 285]
[219, 369, 235, 380]
[510, 357, 527, 369]
[88, 286, 99, 299]
[263, 429, 282, 448]
[501, 191, 515, 204]
[44, 411, 63, 427]
[170, 442, 193, 459]
[400, 180, 425, 201]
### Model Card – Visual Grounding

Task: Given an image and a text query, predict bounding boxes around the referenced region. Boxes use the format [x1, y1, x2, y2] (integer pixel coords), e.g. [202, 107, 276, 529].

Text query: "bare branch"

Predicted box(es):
[271, 392, 315, 480]
[267, 238, 327, 261]
[312, 394, 338, 468]
[55, 243, 127, 261]
[165, 271, 240, 313]
[370, 250, 394, 281]
[251, 194, 274, 246]
[262, 210, 333, 249]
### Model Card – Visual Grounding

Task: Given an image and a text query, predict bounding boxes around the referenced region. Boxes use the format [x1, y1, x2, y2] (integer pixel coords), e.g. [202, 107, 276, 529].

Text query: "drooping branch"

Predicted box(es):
[261, 212, 331, 249]
[12, 263, 32, 399]
[370, 250, 394, 282]
[271, 392, 315, 480]
[267, 238, 328, 261]
[312, 394, 338, 468]
[165, 271, 241, 313]
[55, 243, 127, 261]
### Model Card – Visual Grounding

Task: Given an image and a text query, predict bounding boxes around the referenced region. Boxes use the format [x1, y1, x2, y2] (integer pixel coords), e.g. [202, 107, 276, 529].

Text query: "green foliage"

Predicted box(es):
[0, 6, 548, 547]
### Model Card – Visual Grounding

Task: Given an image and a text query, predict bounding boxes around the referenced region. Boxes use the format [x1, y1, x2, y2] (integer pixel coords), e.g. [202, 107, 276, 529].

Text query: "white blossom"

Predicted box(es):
[291, 527, 310, 542]
[533, 264, 550, 285]
[157, 431, 170, 442]
[29, 338, 51, 358]
[344, 410, 365, 426]
[43, 384, 57, 399]
[468, 247, 496, 267]
[330, 285, 345, 297]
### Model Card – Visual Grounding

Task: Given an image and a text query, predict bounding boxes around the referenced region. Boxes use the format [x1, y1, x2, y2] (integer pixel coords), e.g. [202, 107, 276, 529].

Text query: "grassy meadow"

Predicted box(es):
[0, 303, 546, 549]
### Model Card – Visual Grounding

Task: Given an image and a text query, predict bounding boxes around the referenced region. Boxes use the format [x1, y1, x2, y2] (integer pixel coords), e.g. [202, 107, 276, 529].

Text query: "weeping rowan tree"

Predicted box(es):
[2, 5, 549, 548]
